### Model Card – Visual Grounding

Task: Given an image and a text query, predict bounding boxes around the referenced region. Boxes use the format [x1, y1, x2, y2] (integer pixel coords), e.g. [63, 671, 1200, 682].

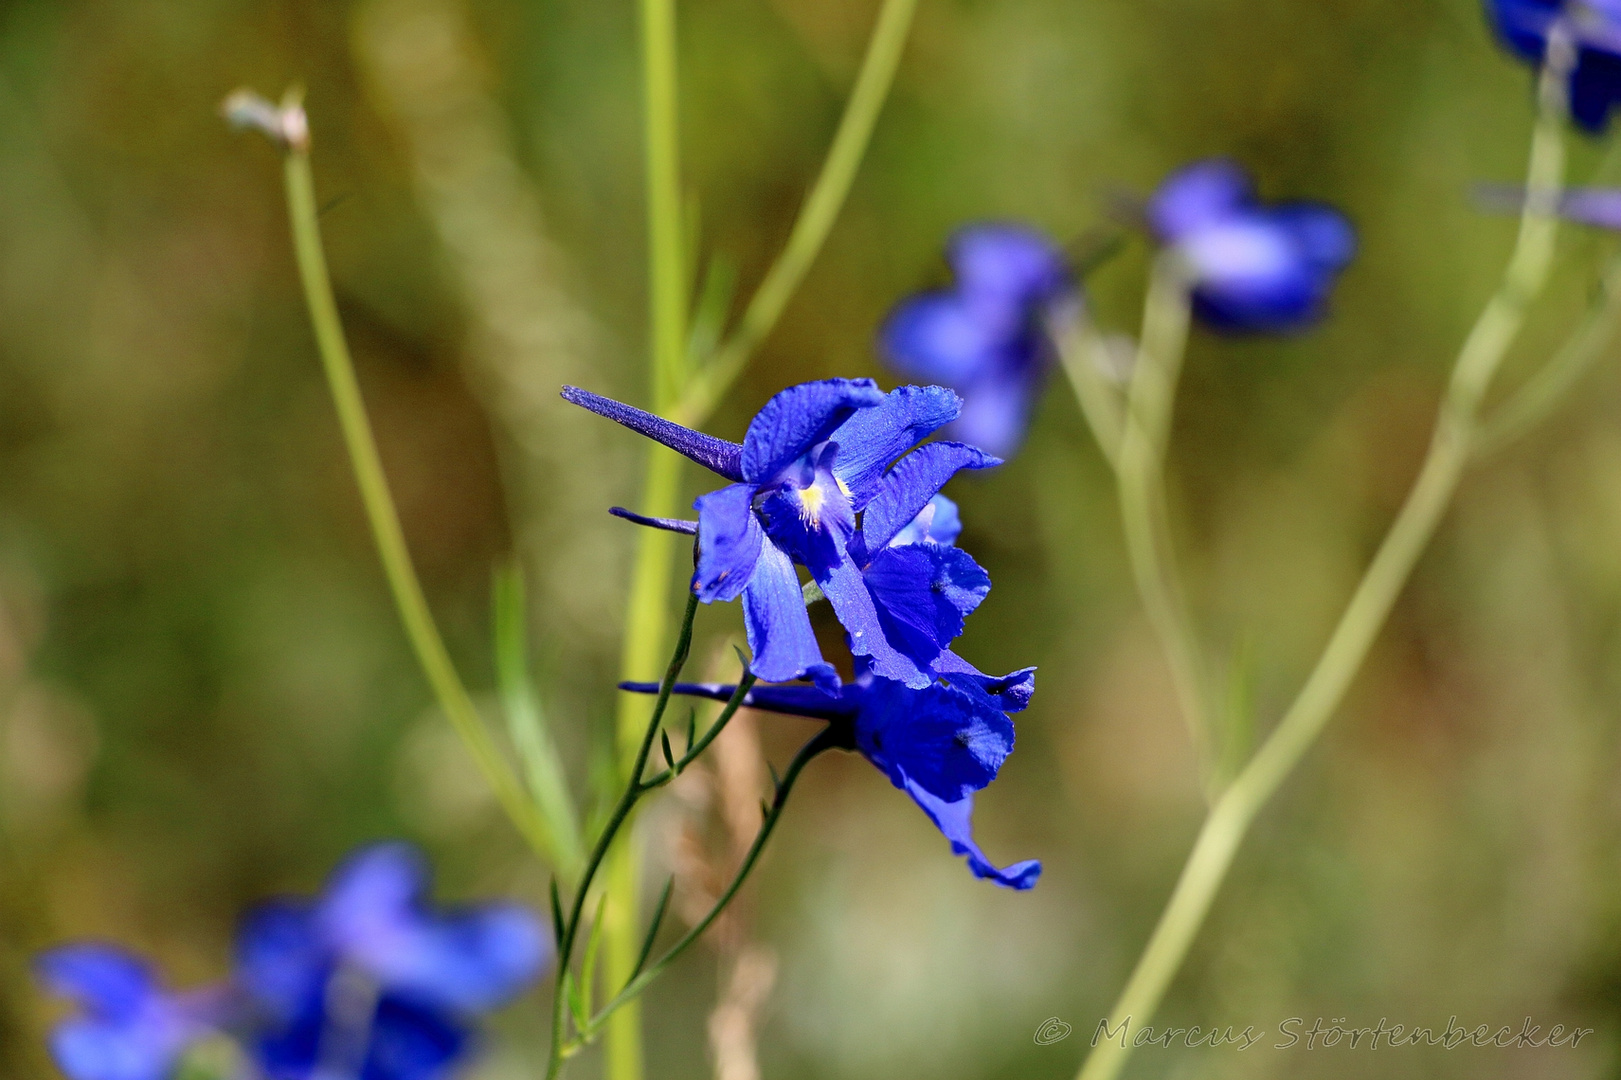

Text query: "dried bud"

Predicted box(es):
[221, 88, 309, 152]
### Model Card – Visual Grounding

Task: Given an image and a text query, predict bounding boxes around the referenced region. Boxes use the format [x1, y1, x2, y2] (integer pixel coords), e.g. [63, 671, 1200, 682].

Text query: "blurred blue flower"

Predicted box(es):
[623, 648, 1040, 889]
[236, 842, 547, 1080]
[1488, 0, 1621, 131]
[565, 381, 998, 690]
[879, 224, 1073, 458]
[1148, 159, 1355, 332]
[34, 945, 225, 1080]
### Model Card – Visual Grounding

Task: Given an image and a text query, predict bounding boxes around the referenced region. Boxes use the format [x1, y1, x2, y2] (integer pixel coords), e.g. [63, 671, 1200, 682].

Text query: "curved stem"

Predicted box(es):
[1114, 256, 1211, 781]
[674, 0, 919, 426]
[281, 146, 552, 862]
[573, 728, 838, 1047]
[1054, 307, 1126, 470]
[1075, 37, 1570, 1080]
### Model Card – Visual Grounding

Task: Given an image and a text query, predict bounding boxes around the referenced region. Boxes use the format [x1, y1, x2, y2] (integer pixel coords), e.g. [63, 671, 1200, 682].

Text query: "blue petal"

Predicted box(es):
[1571, 48, 1621, 131]
[951, 371, 1040, 459]
[315, 843, 546, 1015]
[899, 778, 1042, 890]
[48, 1018, 187, 1080]
[741, 542, 838, 689]
[1148, 159, 1253, 242]
[1274, 204, 1357, 273]
[236, 902, 328, 1017]
[819, 554, 931, 688]
[693, 483, 764, 603]
[739, 378, 885, 483]
[933, 651, 1037, 714]
[35, 946, 156, 1022]
[562, 387, 745, 481]
[862, 442, 1000, 553]
[828, 385, 962, 507]
[362, 996, 471, 1080]
[880, 292, 1009, 386]
[887, 494, 962, 548]
[948, 224, 1069, 305]
[861, 544, 990, 672]
[619, 680, 854, 721]
[755, 444, 855, 578]
[854, 679, 1012, 800]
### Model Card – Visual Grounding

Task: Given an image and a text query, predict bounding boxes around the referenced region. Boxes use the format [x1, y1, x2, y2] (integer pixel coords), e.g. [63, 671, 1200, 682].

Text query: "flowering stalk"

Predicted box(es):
[1113, 256, 1212, 783]
[606, 2, 918, 1075]
[224, 92, 561, 867]
[546, 584, 825, 1078]
[1073, 30, 1573, 1080]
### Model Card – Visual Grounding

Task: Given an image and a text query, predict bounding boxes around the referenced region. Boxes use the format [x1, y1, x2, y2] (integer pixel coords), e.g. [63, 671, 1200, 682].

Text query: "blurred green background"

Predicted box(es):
[5, 0, 1621, 1077]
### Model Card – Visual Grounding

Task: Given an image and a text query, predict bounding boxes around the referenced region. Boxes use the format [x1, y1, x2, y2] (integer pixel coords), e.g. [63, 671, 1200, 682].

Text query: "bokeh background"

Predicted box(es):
[5, 0, 1621, 1077]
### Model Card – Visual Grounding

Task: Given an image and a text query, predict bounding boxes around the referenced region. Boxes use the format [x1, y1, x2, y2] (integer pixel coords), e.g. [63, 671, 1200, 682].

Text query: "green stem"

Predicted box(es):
[674, 0, 920, 426]
[1474, 249, 1621, 456]
[281, 146, 550, 860]
[572, 727, 838, 1047]
[1114, 256, 1211, 781]
[1074, 34, 1570, 1080]
[1055, 308, 1125, 470]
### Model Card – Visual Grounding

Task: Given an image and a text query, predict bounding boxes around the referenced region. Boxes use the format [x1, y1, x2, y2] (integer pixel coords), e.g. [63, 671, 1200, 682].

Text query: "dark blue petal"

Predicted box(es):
[755, 445, 855, 578]
[862, 442, 1000, 553]
[694, 483, 764, 603]
[1487, 0, 1559, 60]
[1274, 204, 1358, 273]
[35, 946, 156, 1022]
[739, 378, 885, 483]
[362, 996, 471, 1080]
[880, 292, 1010, 386]
[887, 494, 962, 548]
[561, 387, 745, 481]
[861, 544, 991, 672]
[828, 385, 962, 506]
[610, 507, 698, 535]
[819, 555, 931, 689]
[236, 902, 328, 1018]
[948, 224, 1070, 305]
[933, 651, 1037, 714]
[741, 542, 838, 689]
[1570, 47, 1621, 131]
[898, 779, 1042, 890]
[1148, 159, 1253, 242]
[854, 679, 1012, 800]
[619, 680, 855, 721]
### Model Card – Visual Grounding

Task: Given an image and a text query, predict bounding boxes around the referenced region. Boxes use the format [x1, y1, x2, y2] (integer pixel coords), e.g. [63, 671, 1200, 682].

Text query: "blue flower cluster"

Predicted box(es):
[567, 381, 1041, 888]
[35, 844, 547, 1080]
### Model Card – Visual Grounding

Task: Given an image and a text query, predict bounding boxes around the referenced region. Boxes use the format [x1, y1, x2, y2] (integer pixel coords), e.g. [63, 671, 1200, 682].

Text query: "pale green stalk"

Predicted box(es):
[674, 0, 920, 426]
[1054, 310, 1125, 469]
[279, 139, 554, 862]
[1114, 256, 1212, 779]
[1075, 34, 1571, 1080]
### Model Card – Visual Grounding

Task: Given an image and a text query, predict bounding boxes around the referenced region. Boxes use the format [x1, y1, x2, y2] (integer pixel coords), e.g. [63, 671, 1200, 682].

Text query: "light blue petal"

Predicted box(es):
[861, 442, 1000, 553]
[947, 224, 1069, 304]
[880, 293, 1006, 386]
[34, 946, 155, 1022]
[1147, 158, 1253, 241]
[829, 385, 962, 507]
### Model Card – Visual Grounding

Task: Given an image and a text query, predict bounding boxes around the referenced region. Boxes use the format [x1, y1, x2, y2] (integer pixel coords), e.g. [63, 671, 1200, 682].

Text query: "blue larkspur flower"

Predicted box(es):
[236, 842, 548, 1080]
[564, 381, 999, 691]
[1148, 159, 1355, 332]
[1488, 0, 1621, 131]
[624, 493, 1039, 889]
[879, 224, 1073, 457]
[623, 653, 1039, 890]
[33, 944, 226, 1080]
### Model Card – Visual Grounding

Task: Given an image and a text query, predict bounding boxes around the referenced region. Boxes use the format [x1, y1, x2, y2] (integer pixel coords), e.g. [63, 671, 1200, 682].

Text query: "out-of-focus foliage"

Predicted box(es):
[5, 1, 1621, 1078]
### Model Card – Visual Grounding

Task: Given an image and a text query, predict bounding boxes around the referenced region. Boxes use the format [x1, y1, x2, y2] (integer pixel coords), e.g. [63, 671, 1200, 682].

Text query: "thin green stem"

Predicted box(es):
[1054, 307, 1125, 470]
[548, 591, 700, 1080]
[1114, 255, 1211, 781]
[570, 727, 838, 1049]
[637, 673, 758, 792]
[1074, 35, 1570, 1080]
[1475, 249, 1621, 456]
[674, 0, 920, 426]
[280, 145, 550, 860]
